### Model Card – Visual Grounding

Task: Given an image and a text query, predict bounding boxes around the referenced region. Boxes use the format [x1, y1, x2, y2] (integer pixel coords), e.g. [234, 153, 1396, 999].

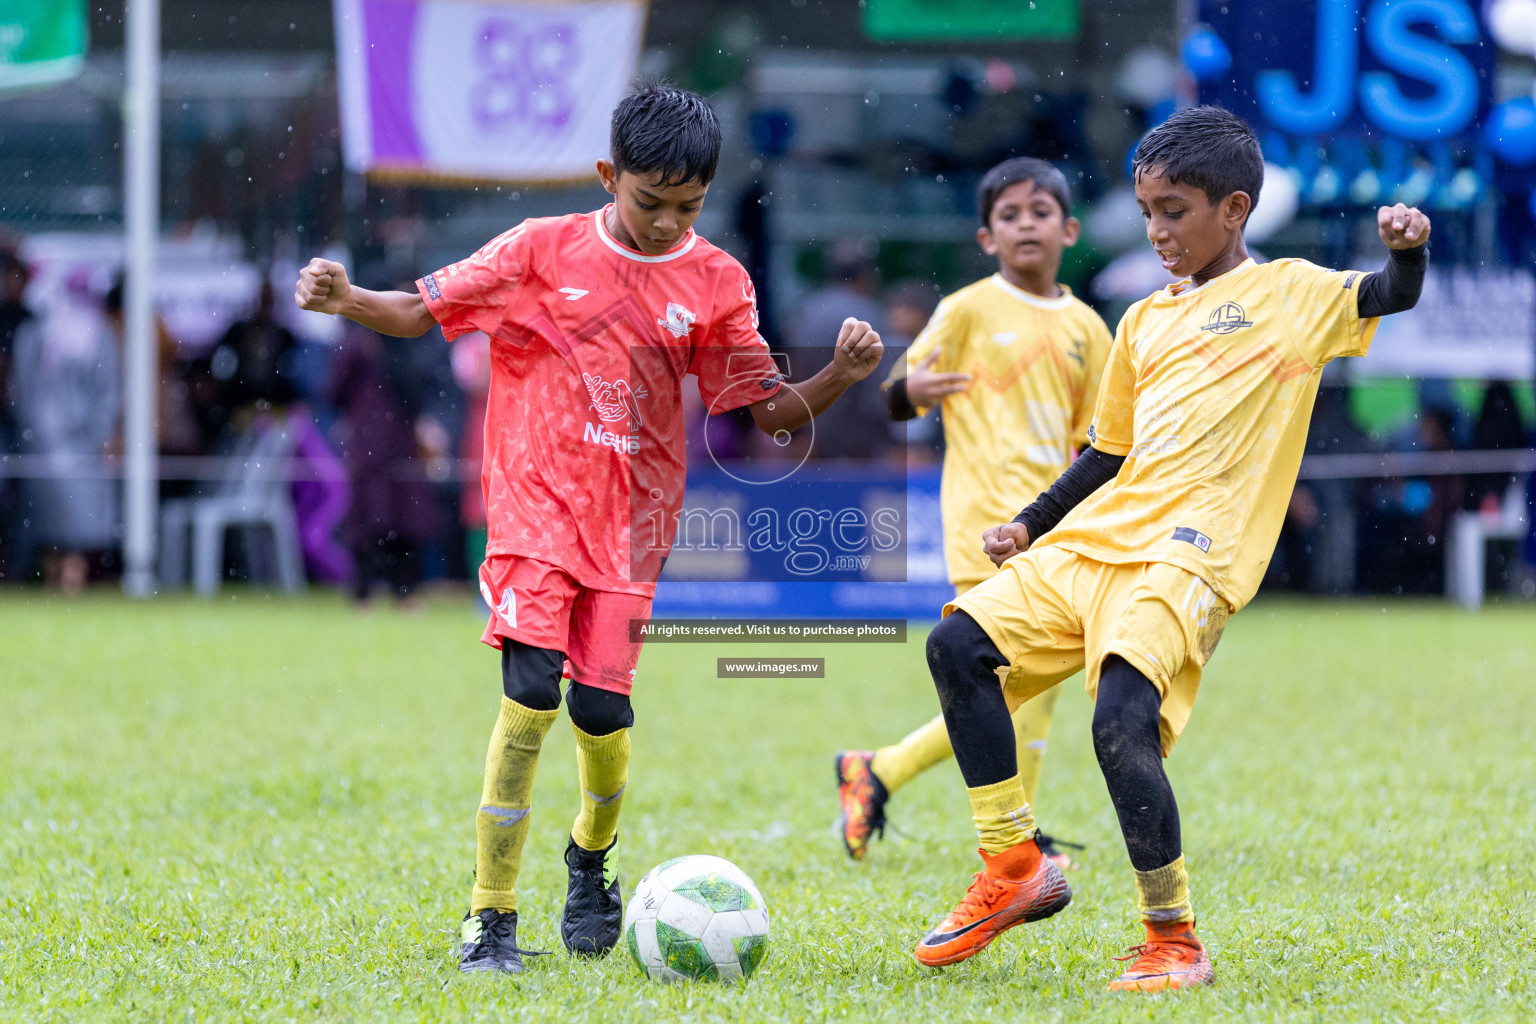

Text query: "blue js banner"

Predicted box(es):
[1197, 0, 1495, 208]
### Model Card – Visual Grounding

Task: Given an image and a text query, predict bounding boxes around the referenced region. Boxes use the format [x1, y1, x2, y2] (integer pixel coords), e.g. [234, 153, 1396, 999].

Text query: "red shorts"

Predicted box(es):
[478, 556, 651, 695]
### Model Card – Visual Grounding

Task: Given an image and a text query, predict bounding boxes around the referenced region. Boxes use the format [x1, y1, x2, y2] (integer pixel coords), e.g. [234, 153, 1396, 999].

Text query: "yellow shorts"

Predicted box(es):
[946, 545, 1230, 756]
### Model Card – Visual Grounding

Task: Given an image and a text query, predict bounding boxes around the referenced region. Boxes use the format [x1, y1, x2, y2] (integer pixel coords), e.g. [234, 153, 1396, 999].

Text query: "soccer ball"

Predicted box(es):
[623, 854, 770, 983]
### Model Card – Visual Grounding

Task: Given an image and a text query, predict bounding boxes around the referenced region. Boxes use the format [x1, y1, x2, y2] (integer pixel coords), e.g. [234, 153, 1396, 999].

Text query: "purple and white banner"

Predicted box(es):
[333, 0, 647, 184]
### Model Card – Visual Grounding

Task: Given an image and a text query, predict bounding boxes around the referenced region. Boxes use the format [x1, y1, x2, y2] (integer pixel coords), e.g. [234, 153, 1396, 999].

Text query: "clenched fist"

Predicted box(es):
[1377, 203, 1430, 250]
[982, 521, 1031, 567]
[295, 258, 352, 315]
[831, 317, 884, 382]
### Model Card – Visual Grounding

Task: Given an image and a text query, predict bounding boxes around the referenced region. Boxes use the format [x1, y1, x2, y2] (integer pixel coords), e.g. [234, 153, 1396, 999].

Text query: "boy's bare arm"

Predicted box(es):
[749, 317, 883, 434]
[294, 258, 438, 337]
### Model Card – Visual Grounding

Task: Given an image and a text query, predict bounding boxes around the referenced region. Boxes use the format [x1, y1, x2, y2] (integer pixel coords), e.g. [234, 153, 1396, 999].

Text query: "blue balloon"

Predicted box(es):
[1146, 99, 1177, 130]
[1485, 97, 1536, 166]
[747, 110, 794, 159]
[1181, 27, 1232, 82]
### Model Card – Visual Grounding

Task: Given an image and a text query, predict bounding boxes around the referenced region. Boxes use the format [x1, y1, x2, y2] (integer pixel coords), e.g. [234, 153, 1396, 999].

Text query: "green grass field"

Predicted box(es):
[2, 592, 1533, 1022]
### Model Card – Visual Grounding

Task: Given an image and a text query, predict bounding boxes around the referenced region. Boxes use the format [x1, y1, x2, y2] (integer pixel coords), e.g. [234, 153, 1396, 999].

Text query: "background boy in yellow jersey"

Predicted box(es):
[910, 107, 1430, 990]
[834, 158, 1110, 867]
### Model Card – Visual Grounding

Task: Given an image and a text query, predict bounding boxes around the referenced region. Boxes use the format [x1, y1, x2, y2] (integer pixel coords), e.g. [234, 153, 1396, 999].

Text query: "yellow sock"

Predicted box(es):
[471, 697, 559, 914]
[870, 713, 953, 792]
[1135, 855, 1195, 923]
[1010, 684, 1060, 808]
[570, 722, 630, 852]
[967, 774, 1036, 854]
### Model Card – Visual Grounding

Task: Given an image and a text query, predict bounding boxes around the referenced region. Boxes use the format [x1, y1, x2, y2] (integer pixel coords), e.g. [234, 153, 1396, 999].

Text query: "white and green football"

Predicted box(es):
[623, 854, 770, 983]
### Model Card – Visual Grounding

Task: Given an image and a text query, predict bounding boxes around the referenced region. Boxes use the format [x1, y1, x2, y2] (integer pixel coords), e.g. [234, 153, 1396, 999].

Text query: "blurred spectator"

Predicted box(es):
[1464, 380, 1531, 594]
[287, 407, 352, 586]
[1269, 379, 1373, 593]
[1465, 381, 1529, 512]
[327, 320, 444, 604]
[451, 331, 491, 575]
[211, 280, 302, 425]
[103, 277, 204, 491]
[1360, 403, 1463, 595]
[9, 274, 120, 593]
[881, 278, 944, 465]
[0, 249, 33, 580]
[778, 240, 892, 461]
[0, 251, 28, 444]
[785, 239, 885, 352]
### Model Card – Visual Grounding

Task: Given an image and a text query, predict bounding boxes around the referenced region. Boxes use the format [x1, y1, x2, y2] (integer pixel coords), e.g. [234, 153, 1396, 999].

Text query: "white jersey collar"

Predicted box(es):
[593, 207, 698, 264]
[989, 273, 1075, 310]
[1165, 258, 1258, 299]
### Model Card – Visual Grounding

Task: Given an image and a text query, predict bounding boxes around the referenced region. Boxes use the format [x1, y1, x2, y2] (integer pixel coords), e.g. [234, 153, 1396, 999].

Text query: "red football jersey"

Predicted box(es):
[417, 207, 784, 595]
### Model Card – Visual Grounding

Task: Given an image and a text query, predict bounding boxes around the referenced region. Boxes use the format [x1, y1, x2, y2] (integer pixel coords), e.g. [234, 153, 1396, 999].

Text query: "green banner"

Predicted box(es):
[864, 0, 1078, 41]
[0, 0, 88, 92]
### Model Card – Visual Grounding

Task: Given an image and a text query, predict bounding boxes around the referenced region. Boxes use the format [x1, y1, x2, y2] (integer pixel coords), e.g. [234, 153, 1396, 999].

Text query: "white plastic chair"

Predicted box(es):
[160, 422, 305, 596]
[1445, 477, 1530, 609]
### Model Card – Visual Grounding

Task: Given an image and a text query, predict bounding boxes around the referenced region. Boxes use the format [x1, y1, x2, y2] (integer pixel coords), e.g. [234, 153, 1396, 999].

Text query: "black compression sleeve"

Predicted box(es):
[1012, 445, 1125, 543]
[886, 377, 919, 421]
[1357, 244, 1428, 318]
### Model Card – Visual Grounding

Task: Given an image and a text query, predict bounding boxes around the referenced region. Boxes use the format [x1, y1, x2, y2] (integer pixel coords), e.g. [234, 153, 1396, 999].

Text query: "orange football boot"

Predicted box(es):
[1107, 920, 1215, 991]
[834, 750, 888, 861]
[913, 842, 1071, 966]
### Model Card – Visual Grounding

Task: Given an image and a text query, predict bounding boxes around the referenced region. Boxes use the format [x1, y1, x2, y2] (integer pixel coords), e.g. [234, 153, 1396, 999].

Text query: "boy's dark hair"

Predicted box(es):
[976, 157, 1072, 227]
[1133, 105, 1264, 216]
[610, 82, 721, 187]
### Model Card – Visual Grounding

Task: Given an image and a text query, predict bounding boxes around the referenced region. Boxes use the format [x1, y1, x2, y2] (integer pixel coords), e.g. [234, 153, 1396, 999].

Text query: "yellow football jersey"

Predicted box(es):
[892, 274, 1111, 587]
[1037, 257, 1379, 611]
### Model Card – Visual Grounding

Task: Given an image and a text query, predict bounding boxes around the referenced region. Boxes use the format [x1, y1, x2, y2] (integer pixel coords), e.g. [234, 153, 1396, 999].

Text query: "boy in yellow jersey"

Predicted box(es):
[910, 107, 1429, 990]
[834, 158, 1110, 868]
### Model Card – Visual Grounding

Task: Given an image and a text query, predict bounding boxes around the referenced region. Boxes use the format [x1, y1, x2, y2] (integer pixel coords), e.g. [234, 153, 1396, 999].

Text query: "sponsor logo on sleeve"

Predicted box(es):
[421, 274, 441, 300]
[1171, 526, 1213, 552]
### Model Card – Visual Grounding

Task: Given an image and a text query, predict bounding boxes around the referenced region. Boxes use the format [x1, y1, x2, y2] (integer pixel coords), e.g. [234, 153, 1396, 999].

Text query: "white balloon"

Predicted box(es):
[1114, 48, 1179, 108]
[1246, 163, 1301, 243]
[1487, 0, 1536, 55]
[1082, 185, 1147, 254]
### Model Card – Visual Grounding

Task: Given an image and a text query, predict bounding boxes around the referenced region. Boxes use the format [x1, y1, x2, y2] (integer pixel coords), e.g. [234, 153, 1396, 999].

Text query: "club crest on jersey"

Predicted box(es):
[658, 302, 698, 338]
[1201, 302, 1253, 335]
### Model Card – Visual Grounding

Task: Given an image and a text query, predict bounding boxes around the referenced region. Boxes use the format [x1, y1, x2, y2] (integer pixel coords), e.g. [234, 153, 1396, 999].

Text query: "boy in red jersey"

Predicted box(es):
[295, 84, 883, 974]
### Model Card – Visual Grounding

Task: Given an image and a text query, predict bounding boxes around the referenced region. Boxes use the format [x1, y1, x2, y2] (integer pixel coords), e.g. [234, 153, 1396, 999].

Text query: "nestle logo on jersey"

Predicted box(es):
[1200, 302, 1252, 335]
[584, 421, 639, 454]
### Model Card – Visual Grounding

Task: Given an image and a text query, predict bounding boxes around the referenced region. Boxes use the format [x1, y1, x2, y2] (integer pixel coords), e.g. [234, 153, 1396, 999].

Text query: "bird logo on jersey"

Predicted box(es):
[582, 373, 648, 433]
[658, 302, 698, 338]
[1200, 302, 1253, 335]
